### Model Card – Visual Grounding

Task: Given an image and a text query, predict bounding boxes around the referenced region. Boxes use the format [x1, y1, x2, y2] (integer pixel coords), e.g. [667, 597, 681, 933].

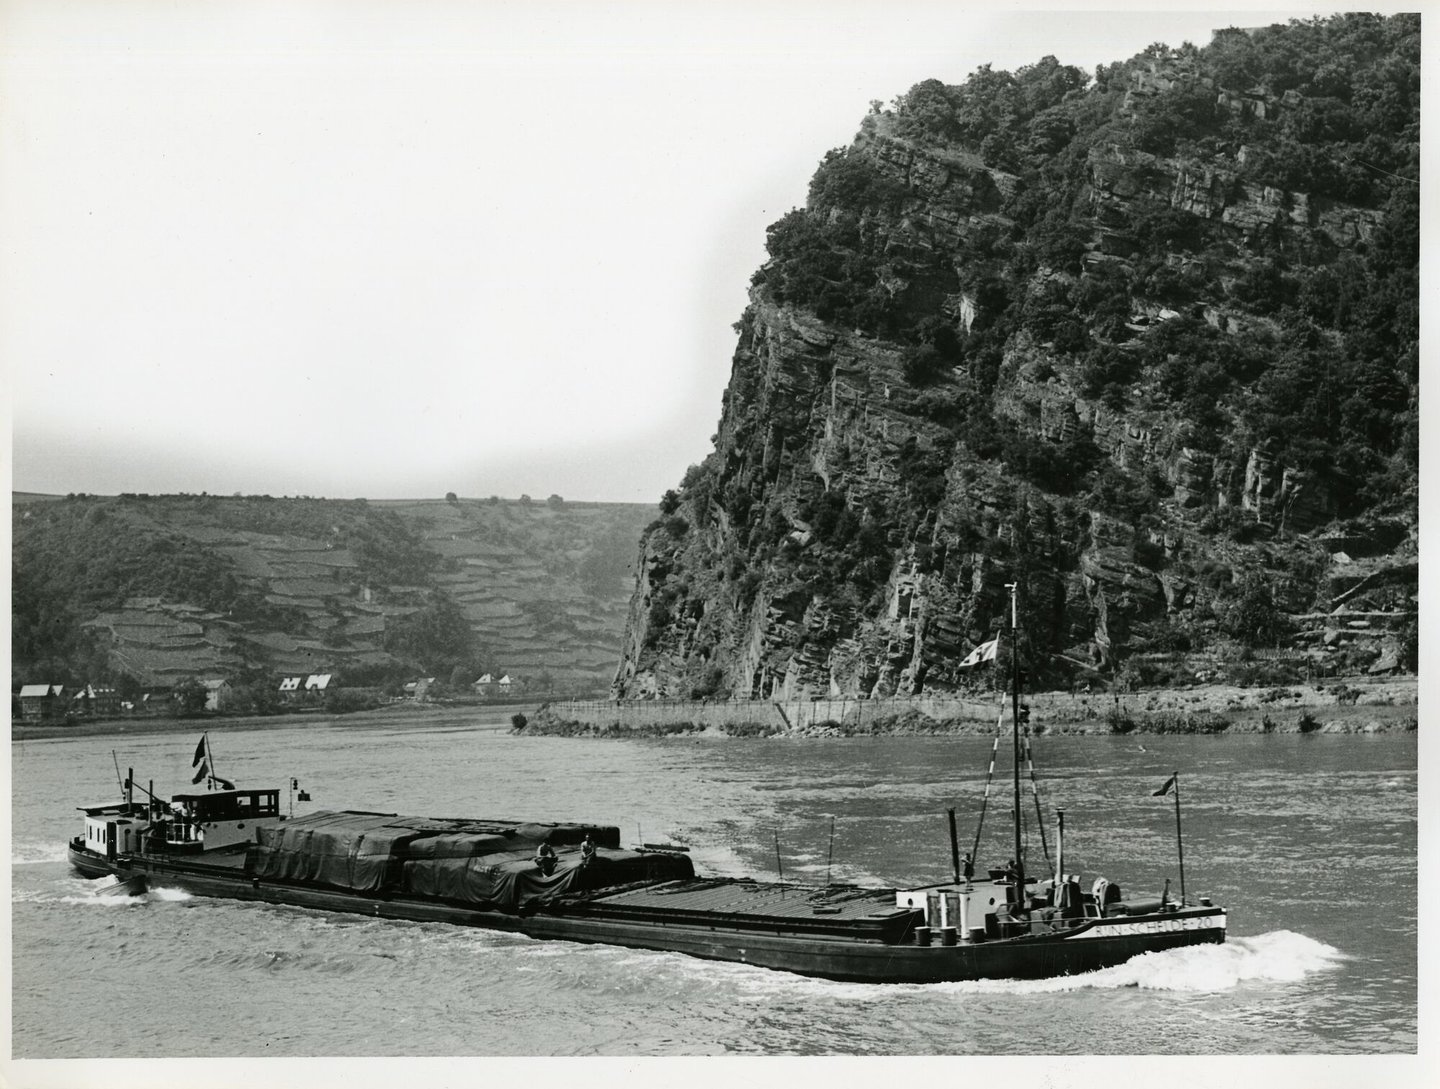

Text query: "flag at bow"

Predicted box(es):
[958, 637, 999, 668]
[1152, 773, 1177, 797]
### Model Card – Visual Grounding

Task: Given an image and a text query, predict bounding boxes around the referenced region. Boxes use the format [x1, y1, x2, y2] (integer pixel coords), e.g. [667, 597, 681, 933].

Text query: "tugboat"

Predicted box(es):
[70, 586, 1227, 983]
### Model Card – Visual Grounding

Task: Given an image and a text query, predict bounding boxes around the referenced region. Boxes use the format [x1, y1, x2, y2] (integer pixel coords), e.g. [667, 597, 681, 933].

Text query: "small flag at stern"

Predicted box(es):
[1152, 774, 1177, 797]
[958, 638, 999, 668]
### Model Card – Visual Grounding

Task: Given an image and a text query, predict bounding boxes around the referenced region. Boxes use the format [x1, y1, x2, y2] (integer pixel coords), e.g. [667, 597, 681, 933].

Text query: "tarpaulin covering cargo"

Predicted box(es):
[400, 846, 695, 913]
[246, 810, 630, 895]
[248, 811, 418, 891]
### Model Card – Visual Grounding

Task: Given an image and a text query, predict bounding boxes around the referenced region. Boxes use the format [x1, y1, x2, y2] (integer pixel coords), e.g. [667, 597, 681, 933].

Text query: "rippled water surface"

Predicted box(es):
[11, 718, 1417, 1056]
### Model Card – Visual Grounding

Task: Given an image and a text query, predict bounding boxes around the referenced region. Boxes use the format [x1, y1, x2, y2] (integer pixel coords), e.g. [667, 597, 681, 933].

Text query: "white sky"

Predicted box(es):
[3, 2, 1342, 502]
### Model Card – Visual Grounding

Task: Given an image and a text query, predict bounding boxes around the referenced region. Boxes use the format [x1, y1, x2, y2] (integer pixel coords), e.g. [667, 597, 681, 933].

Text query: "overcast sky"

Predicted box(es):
[4, 2, 1337, 503]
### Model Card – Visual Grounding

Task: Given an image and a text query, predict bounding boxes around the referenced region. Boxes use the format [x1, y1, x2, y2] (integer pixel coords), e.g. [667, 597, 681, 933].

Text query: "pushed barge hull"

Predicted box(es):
[70, 798, 1226, 984]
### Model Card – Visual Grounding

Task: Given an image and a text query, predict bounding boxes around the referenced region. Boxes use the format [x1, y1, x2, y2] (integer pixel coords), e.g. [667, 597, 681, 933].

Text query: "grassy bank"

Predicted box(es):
[9, 700, 541, 742]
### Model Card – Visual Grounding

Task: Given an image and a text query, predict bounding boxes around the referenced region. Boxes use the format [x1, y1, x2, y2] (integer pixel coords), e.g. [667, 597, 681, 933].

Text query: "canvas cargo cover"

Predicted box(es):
[401, 846, 695, 913]
[404, 832, 515, 859]
[249, 811, 418, 891]
[247, 810, 627, 893]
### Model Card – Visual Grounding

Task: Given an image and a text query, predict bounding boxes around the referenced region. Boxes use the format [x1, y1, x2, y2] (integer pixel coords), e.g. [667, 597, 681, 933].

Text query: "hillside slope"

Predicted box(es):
[12, 493, 652, 696]
[613, 15, 1418, 700]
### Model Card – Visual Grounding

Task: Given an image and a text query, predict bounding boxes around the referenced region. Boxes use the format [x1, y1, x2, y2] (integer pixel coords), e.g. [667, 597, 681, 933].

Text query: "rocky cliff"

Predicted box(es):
[614, 15, 1419, 699]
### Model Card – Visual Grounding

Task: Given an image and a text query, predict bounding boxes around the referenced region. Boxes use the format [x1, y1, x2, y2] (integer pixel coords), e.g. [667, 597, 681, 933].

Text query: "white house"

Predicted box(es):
[18, 683, 63, 721]
[201, 679, 232, 713]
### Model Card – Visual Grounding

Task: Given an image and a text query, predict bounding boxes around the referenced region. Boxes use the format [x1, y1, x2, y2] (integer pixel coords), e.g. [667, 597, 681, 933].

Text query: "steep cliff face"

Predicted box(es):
[614, 16, 1418, 699]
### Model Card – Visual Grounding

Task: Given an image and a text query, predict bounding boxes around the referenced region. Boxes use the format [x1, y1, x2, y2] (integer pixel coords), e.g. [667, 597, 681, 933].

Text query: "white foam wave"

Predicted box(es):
[57, 892, 148, 907]
[11, 842, 68, 866]
[725, 930, 1343, 1000]
[686, 843, 754, 878]
[973, 930, 1348, 994]
[41, 876, 194, 907]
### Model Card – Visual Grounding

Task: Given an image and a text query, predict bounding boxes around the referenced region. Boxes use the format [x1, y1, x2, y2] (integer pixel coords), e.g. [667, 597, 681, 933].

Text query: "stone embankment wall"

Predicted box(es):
[535, 676, 1416, 735]
[545, 694, 1005, 732]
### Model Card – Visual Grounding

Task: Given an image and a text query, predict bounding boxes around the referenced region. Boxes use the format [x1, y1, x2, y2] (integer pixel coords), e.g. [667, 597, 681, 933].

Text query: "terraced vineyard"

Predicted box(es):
[12, 493, 654, 695]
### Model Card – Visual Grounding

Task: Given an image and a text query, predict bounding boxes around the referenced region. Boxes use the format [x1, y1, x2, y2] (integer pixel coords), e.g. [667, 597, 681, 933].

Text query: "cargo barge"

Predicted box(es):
[68, 786, 1224, 983]
[68, 586, 1227, 984]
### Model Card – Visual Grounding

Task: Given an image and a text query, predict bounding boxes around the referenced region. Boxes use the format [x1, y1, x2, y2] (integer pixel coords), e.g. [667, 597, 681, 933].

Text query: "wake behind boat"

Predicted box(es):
[68, 585, 1226, 983]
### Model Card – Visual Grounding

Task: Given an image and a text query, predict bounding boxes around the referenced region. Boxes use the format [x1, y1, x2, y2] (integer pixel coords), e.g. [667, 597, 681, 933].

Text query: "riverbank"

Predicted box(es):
[9, 700, 538, 742]
[12, 677, 1415, 742]
[523, 676, 1418, 738]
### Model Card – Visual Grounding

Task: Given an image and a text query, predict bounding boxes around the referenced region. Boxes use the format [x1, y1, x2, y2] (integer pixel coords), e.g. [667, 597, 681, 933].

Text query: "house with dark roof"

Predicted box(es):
[72, 685, 122, 717]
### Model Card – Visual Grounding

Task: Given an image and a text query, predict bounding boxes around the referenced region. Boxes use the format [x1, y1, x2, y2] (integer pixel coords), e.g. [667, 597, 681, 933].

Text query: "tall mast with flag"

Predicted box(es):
[1005, 581, 1025, 910]
[956, 582, 1027, 912]
[191, 733, 235, 791]
[1153, 771, 1186, 904]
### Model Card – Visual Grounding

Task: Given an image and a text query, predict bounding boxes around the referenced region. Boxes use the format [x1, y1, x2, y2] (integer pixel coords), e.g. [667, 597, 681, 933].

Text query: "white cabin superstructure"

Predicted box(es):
[168, 789, 282, 849]
[78, 802, 154, 861]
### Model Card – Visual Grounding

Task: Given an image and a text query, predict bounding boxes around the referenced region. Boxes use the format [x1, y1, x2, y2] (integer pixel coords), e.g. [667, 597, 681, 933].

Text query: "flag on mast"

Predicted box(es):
[192, 760, 209, 785]
[192, 736, 208, 767]
[958, 637, 999, 668]
[1152, 774, 1177, 796]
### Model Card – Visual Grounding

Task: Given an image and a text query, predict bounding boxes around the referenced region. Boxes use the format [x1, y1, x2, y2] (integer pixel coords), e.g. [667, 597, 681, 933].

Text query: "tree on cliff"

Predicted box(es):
[616, 13, 1418, 698]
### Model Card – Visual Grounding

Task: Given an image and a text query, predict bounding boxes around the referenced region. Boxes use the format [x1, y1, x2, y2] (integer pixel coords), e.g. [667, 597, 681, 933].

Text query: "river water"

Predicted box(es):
[10, 715, 1418, 1058]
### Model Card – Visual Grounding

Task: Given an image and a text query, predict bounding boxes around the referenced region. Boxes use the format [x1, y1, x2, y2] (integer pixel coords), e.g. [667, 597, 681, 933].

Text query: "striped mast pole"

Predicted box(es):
[1006, 581, 1025, 910]
[969, 734, 1000, 867]
[965, 634, 1005, 870]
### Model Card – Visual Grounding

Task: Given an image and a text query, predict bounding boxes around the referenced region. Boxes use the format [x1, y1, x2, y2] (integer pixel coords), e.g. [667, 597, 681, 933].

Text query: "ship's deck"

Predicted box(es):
[588, 878, 904, 922]
[123, 850, 910, 929]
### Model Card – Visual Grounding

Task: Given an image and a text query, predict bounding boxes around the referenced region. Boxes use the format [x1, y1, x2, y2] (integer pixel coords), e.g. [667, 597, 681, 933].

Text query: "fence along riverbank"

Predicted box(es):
[532, 676, 1416, 735]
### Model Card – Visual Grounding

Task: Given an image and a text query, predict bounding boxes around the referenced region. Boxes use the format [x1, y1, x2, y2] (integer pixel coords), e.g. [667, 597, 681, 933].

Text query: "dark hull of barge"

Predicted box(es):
[67, 839, 1226, 983]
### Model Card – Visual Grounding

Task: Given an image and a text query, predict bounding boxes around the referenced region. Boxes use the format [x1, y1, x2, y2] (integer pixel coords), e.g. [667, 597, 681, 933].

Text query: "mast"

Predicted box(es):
[1173, 772, 1187, 905]
[1006, 581, 1025, 907]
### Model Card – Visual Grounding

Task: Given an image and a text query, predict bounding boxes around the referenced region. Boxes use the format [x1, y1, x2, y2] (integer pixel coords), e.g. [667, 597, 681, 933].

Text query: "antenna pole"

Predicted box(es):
[1024, 736, 1052, 875]
[1173, 772, 1186, 905]
[947, 807, 961, 885]
[774, 827, 785, 898]
[1006, 581, 1025, 909]
[112, 751, 125, 801]
[826, 815, 836, 888]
